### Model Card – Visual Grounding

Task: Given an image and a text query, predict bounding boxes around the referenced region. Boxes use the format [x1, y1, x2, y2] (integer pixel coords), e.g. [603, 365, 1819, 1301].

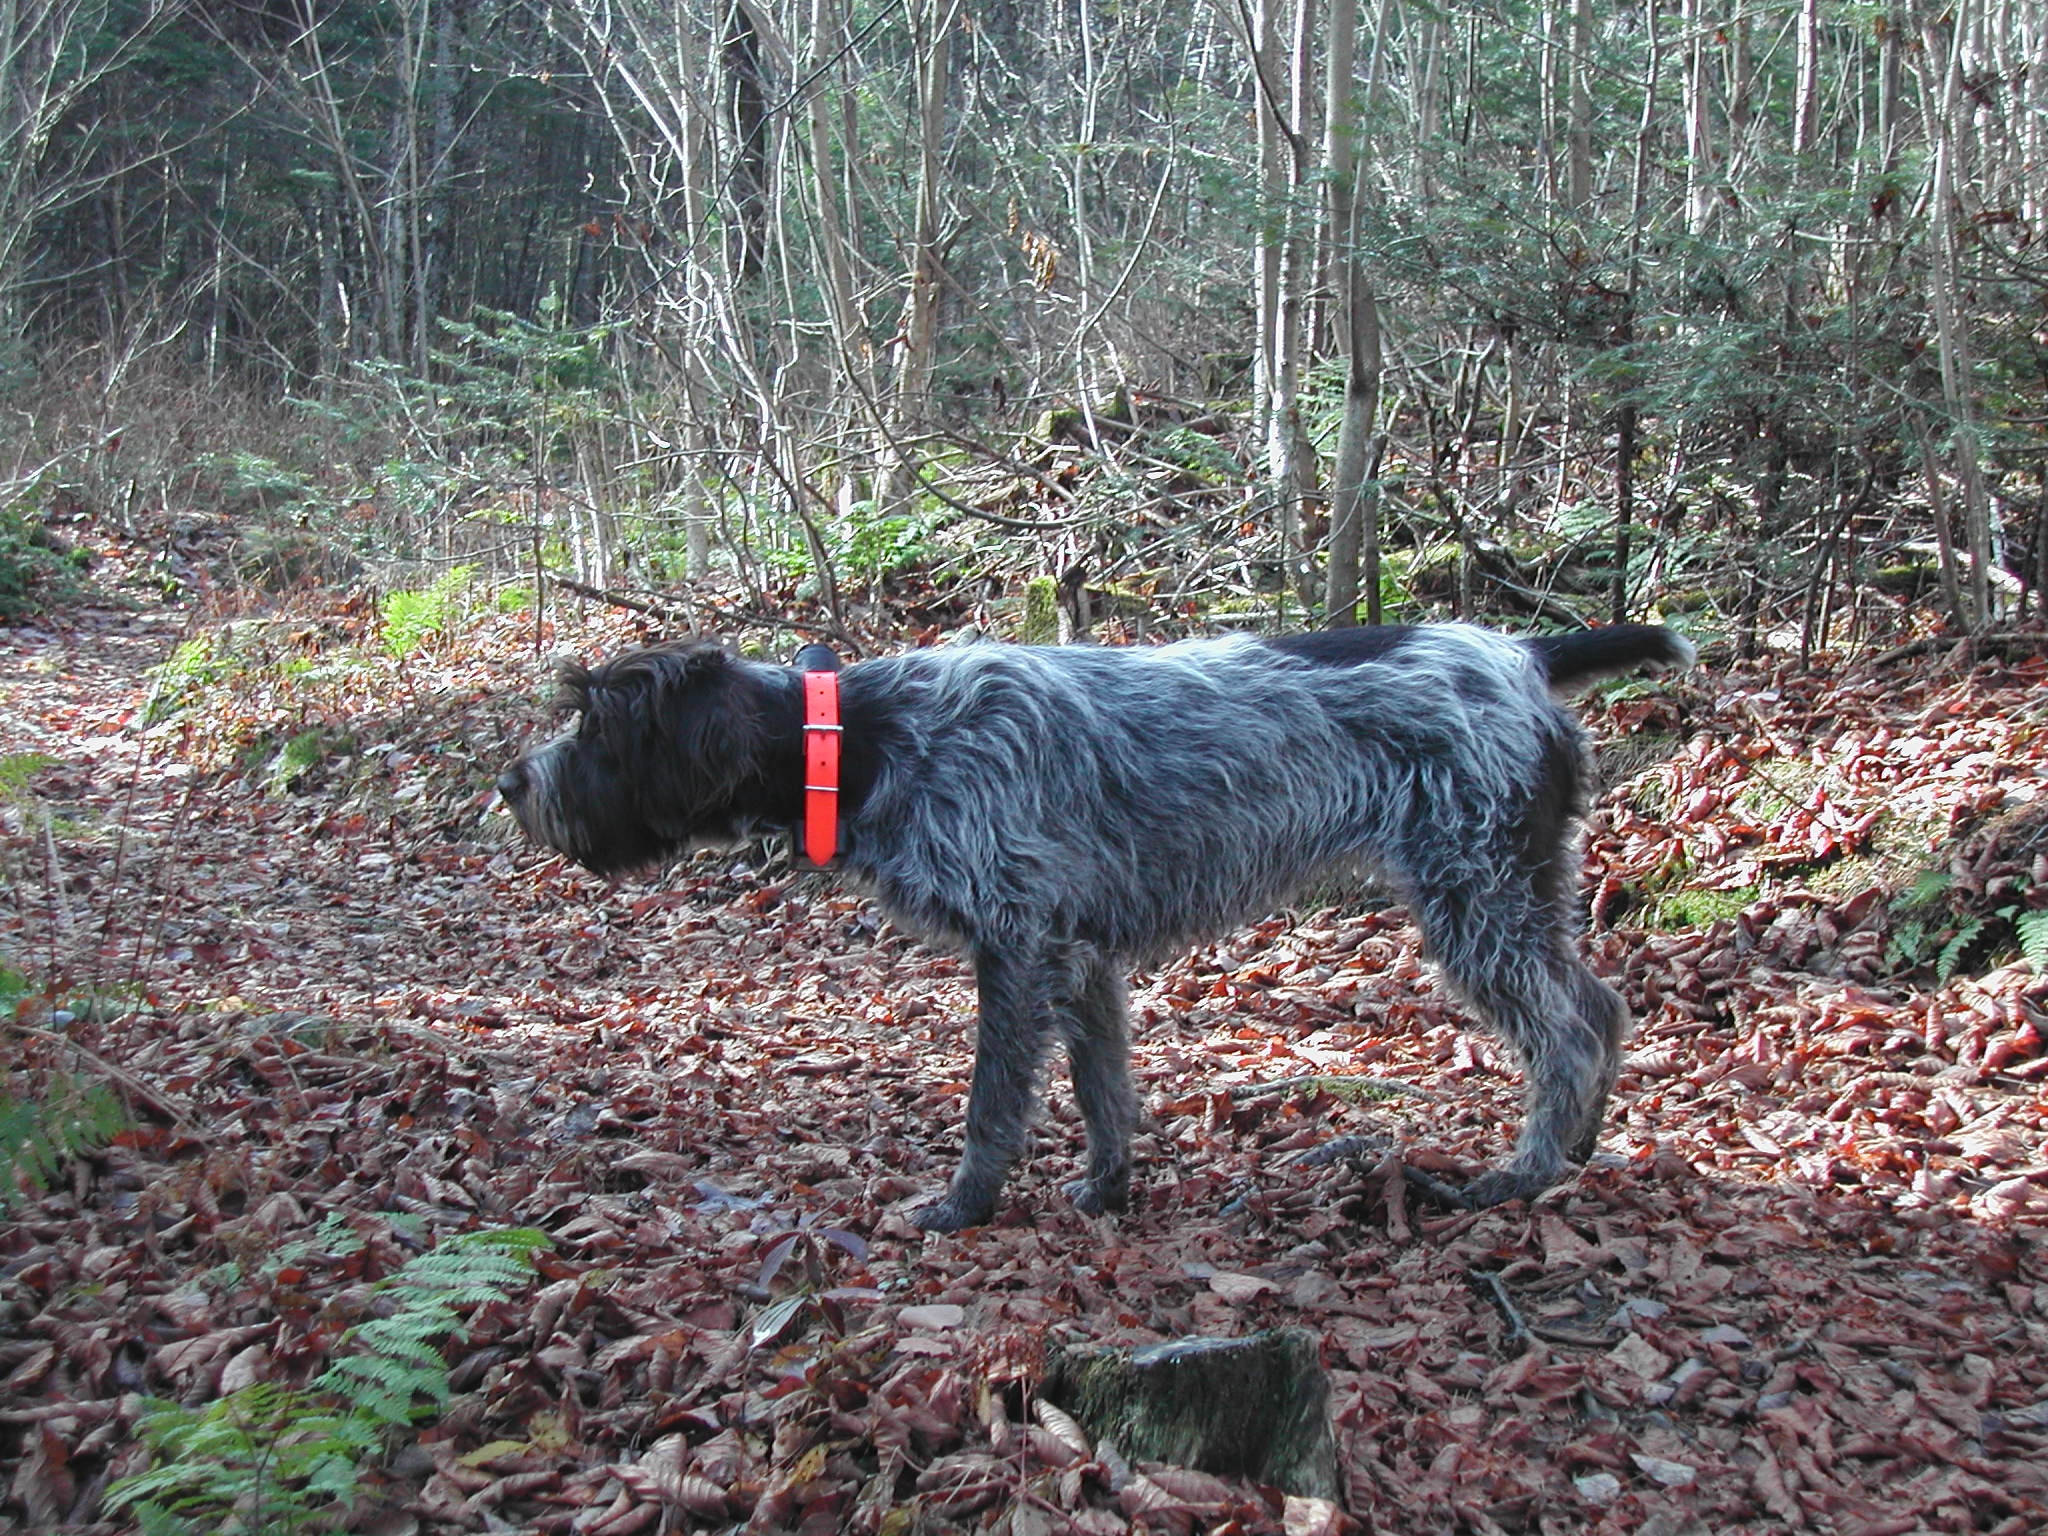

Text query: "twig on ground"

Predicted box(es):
[1467, 1268, 1533, 1353]
[4, 1019, 191, 1126]
[1229, 1074, 1443, 1102]
[1286, 1133, 1396, 1169]
[547, 575, 694, 625]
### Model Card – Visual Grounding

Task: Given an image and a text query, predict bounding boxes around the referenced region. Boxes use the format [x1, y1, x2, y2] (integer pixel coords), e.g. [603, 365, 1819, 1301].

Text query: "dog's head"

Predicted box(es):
[497, 641, 769, 875]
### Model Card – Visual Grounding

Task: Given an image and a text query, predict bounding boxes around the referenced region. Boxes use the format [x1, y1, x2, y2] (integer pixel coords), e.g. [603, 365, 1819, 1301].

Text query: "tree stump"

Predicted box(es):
[1041, 1327, 1340, 1500]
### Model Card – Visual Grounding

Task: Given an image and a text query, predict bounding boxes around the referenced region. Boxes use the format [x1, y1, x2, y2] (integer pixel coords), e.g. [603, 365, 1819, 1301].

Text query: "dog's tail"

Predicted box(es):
[1524, 624, 1696, 695]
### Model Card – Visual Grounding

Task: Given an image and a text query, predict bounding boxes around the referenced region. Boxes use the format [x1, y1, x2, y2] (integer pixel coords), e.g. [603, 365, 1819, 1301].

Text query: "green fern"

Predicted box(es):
[143, 633, 237, 725]
[1898, 868, 1953, 910]
[105, 1383, 378, 1536]
[2017, 910, 2048, 970]
[108, 1227, 548, 1533]
[0, 751, 55, 798]
[0, 1075, 127, 1215]
[1935, 918, 1987, 984]
[328, 1226, 549, 1429]
[264, 1212, 365, 1278]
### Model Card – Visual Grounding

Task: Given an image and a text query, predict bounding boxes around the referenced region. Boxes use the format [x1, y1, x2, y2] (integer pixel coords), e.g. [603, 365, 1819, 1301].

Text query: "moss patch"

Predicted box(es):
[1643, 885, 1760, 932]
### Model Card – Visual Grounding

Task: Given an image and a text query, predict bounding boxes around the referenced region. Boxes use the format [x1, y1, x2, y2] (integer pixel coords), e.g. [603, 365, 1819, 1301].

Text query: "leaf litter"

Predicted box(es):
[2, 559, 2045, 1534]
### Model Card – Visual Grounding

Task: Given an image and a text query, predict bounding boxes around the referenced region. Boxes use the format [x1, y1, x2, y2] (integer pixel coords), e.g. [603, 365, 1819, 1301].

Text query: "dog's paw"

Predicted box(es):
[1063, 1175, 1129, 1217]
[911, 1194, 992, 1233]
[1408, 1163, 1567, 1211]
[1403, 1168, 1481, 1210]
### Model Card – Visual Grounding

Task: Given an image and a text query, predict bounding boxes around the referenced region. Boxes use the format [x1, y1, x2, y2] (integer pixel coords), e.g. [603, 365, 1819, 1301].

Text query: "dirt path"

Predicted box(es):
[3, 587, 2046, 1535]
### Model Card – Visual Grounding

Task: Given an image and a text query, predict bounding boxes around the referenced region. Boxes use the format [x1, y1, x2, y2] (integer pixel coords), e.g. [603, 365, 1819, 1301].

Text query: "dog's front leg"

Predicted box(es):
[913, 945, 1053, 1233]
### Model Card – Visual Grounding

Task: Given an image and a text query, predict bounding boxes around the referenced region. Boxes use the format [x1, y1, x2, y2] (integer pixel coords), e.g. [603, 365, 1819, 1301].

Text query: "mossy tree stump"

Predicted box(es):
[1041, 1327, 1340, 1499]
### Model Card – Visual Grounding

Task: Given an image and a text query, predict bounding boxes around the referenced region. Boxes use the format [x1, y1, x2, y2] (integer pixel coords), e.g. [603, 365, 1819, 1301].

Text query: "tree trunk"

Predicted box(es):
[1321, 0, 1383, 627]
[723, 0, 771, 282]
[884, 0, 954, 512]
[1682, 0, 1714, 235]
[1250, 0, 1285, 502]
[1614, 0, 1660, 623]
[805, 0, 872, 518]
[1567, 0, 1591, 209]
[1916, 5, 1993, 629]
[1248, 0, 1313, 605]
[1792, 0, 1820, 153]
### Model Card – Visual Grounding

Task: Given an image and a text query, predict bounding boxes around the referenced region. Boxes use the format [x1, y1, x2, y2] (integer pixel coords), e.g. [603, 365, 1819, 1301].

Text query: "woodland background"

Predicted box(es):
[1, 0, 2044, 634]
[3, 1, 2048, 1534]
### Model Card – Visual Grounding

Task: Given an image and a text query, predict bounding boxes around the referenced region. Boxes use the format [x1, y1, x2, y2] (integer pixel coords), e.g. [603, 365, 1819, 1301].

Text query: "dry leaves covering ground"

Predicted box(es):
[3, 532, 2047, 1536]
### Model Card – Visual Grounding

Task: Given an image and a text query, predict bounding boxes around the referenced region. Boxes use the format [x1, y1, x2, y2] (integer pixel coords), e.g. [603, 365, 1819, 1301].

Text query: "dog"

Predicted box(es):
[497, 622, 1694, 1231]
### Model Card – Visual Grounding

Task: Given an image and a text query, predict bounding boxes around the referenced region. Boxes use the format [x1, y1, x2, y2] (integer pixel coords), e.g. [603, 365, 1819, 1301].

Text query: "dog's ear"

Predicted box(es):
[552, 659, 596, 713]
[578, 643, 765, 801]
[569, 643, 729, 716]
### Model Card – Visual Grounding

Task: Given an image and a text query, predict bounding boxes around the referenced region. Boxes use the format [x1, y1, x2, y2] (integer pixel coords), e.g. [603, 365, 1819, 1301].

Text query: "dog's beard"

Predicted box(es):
[506, 738, 751, 876]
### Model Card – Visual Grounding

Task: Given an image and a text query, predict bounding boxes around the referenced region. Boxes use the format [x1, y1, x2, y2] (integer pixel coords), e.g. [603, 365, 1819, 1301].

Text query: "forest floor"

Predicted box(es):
[4, 516, 2048, 1536]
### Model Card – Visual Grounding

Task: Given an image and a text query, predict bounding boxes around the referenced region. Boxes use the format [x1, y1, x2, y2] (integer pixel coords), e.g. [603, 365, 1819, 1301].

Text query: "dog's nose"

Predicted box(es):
[496, 764, 526, 803]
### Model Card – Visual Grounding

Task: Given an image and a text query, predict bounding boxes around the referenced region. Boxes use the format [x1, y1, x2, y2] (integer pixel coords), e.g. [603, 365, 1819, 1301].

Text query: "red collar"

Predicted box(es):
[802, 670, 841, 866]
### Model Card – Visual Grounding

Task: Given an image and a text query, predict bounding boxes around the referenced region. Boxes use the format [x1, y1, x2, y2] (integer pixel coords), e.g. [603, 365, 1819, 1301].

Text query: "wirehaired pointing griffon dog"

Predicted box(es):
[497, 622, 1694, 1232]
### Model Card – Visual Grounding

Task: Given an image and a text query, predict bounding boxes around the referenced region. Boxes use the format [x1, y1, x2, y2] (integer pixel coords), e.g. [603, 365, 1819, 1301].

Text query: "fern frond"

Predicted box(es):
[317, 1227, 549, 1424]
[2017, 910, 2048, 970]
[107, 1384, 368, 1531]
[1899, 868, 1954, 910]
[383, 1228, 549, 1297]
[1885, 918, 1931, 972]
[319, 1350, 450, 1426]
[1936, 918, 1987, 983]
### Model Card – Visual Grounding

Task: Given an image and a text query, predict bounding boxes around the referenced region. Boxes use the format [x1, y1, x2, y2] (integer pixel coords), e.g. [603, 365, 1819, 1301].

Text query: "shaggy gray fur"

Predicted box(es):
[498, 622, 1694, 1231]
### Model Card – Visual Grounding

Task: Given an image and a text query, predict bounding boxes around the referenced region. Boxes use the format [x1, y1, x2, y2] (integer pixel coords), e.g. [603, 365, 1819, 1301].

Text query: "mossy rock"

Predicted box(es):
[1034, 387, 1134, 448]
[231, 526, 364, 592]
[1871, 561, 1938, 596]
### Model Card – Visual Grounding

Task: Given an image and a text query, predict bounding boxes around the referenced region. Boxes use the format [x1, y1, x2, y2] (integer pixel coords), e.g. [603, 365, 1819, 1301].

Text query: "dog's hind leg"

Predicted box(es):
[1055, 949, 1138, 1216]
[1407, 883, 1616, 1209]
[1391, 726, 1633, 1206]
[913, 945, 1056, 1233]
[1564, 959, 1629, 1162]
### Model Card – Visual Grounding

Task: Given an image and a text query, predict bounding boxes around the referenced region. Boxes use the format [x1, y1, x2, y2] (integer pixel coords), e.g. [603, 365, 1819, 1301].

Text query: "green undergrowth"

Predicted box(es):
[0, 1064, 129, 1219]
[1639, 840, 2048, 985]
[137, 561, 503, 799]
[1614, 741, 2048, 985]
[0, 959, 133, 1217]
[380, 564, 475, 658]
[0, 483, 97, 620]
[1884, 869, 2048, 983]
[0, 750, 56, 797]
